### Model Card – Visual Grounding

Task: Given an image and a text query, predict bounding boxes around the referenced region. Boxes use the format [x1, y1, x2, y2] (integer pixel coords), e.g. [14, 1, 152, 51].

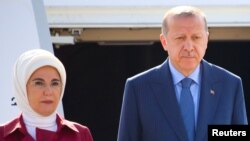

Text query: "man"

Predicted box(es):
[117, 6, 248, 141]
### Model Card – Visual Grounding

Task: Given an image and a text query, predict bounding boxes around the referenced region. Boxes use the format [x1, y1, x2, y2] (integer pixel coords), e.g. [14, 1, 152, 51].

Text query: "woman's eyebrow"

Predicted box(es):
[31, 78, 44, 81]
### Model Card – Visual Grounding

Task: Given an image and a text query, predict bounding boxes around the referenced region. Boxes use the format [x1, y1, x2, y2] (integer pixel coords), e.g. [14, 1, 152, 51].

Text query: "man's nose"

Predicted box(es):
[183, 39, 194, 51]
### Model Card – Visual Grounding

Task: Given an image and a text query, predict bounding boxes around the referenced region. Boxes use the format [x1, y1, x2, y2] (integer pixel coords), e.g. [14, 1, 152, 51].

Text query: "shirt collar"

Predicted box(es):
[56, 114, 79, 132]
[168, 59, 200, 85]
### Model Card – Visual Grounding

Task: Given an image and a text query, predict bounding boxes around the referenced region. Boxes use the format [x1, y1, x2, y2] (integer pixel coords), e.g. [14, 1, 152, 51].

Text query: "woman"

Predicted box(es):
[0, 49, 93, 141]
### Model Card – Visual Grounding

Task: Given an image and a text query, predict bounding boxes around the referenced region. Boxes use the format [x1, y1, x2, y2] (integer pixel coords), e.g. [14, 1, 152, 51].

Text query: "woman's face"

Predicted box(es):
[26, 66, 62, 116]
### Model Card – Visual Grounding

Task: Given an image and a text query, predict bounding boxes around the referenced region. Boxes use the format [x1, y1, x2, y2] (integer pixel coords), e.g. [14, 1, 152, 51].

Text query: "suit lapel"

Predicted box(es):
[151, 60, 188, 140]
[151, 60, 223, 141]
[195, 60, 222, 141]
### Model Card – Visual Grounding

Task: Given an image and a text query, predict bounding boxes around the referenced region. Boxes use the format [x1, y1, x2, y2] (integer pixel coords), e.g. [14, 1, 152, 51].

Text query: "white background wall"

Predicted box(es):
[44, 0, 250, 28]
[44, 0, 250, 6]
[0, 0, 63, 124]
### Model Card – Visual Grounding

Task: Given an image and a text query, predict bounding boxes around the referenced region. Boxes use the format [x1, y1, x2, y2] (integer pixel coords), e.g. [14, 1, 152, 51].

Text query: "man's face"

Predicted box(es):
[160, 15, 209, 76]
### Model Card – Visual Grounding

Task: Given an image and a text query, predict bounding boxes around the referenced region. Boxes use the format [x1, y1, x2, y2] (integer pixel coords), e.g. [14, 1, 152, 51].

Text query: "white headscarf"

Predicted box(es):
[13, 49, 66, 139]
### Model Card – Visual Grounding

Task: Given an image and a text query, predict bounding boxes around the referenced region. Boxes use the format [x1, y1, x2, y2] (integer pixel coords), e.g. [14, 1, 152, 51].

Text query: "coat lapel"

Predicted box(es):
[151, 60, 188, 140]
[195, 60, 222, 141]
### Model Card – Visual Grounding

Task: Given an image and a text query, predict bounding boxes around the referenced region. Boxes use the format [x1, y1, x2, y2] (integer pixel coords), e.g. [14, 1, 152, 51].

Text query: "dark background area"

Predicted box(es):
[54, 41, 250, 141]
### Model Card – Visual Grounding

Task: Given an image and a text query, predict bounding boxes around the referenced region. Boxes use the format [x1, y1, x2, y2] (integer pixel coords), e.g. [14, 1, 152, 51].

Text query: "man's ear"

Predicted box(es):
[160, 33, 168, 51]
[207, 31, 210, 41]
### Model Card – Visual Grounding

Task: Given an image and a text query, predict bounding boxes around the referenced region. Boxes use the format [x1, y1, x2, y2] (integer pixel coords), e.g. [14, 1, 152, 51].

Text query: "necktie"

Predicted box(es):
[180, 77, 195, 141]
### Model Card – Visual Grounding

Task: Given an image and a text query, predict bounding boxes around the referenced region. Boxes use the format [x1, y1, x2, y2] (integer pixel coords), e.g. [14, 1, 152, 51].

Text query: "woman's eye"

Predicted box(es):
[33, 81, 45, 88]
[51, 81, 62, 88]
[35, 81, 44, 86]
[52, 82, 59, 86]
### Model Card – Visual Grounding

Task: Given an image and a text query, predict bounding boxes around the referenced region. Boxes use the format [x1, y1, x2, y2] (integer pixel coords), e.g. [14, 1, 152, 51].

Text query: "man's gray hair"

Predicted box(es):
[161, 6, 208, 37]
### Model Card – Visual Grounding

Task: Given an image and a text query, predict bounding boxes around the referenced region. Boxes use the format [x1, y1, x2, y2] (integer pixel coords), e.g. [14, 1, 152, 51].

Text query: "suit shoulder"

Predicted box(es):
[0, 116, 21, 138]
[209, 63, 242, 81]
[127, 64, 161, 83]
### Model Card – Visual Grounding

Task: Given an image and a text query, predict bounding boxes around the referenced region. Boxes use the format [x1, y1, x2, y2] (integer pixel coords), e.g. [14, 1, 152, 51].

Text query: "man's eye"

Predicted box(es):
[176, 37, 184, 40]
[193, 36, 200, 40]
